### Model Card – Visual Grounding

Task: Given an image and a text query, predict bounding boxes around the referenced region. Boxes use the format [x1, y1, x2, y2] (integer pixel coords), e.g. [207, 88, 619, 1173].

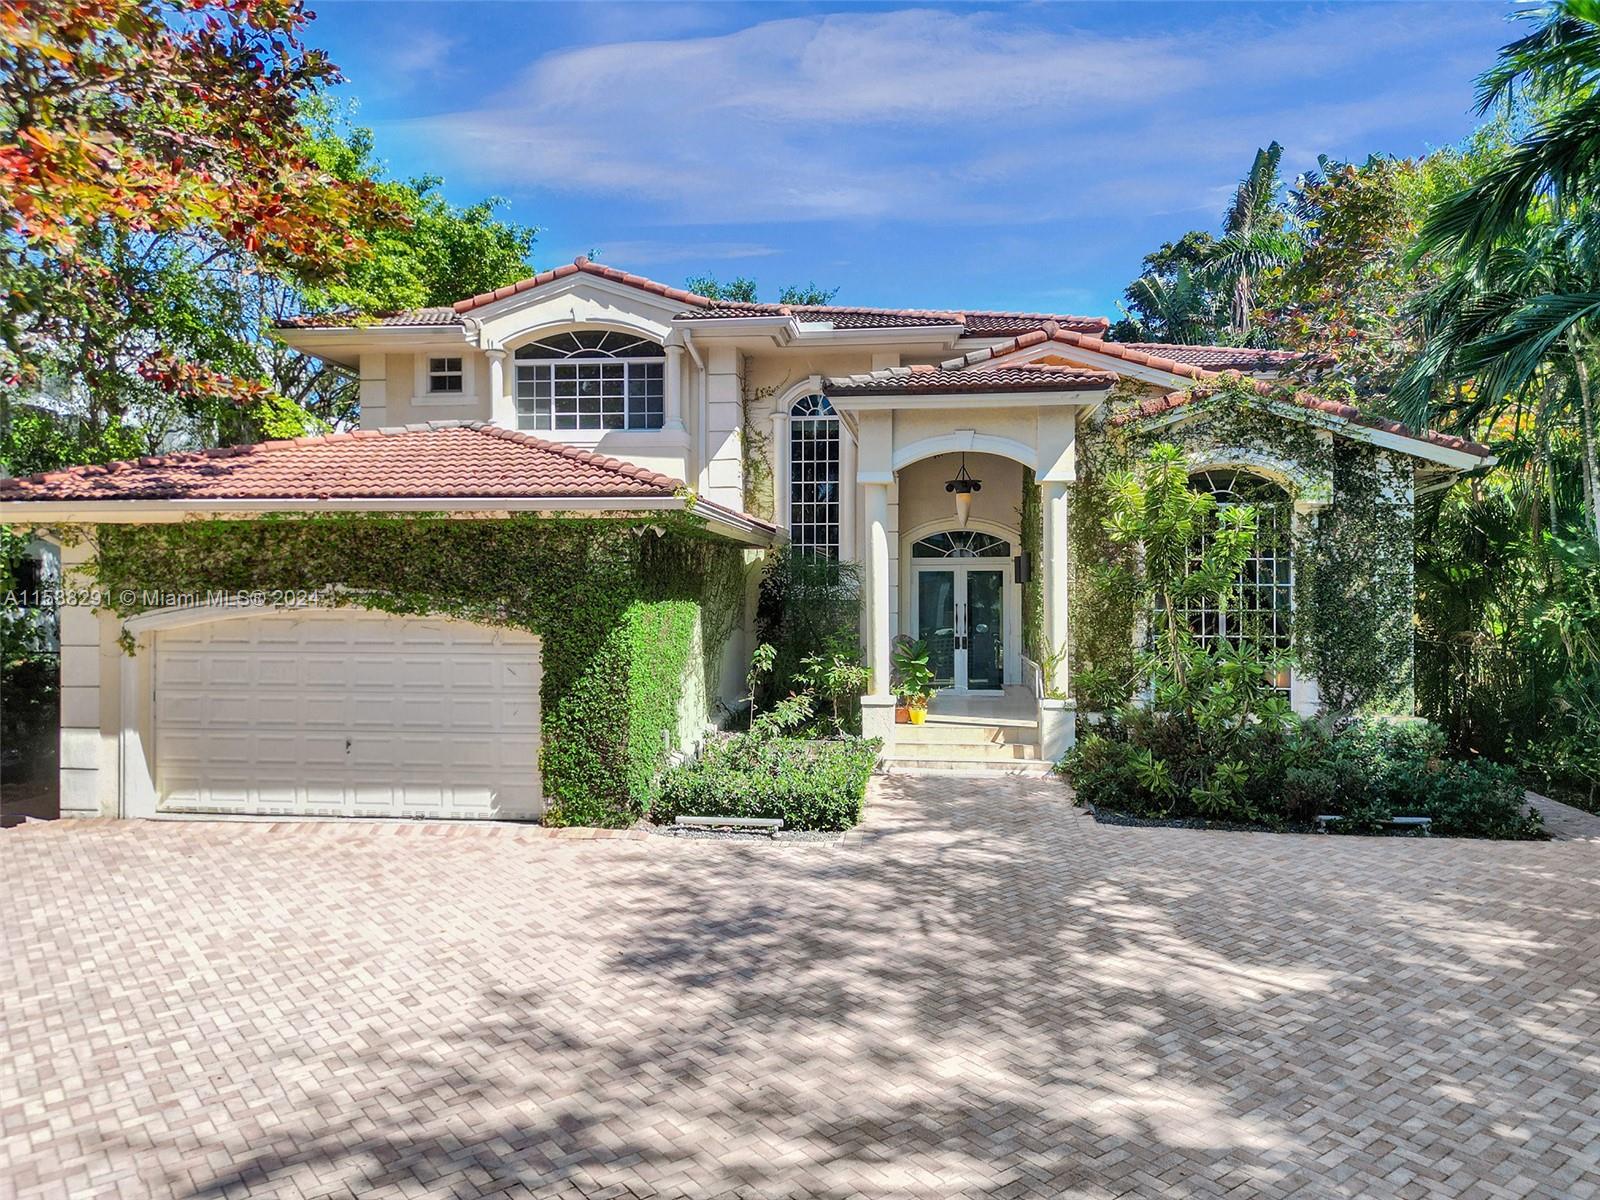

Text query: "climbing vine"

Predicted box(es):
[740, 381, 776, 522]
[82, 512, 747, 826]
[1069, 379, 1418, 715]
[1019, 467, 1044, 664]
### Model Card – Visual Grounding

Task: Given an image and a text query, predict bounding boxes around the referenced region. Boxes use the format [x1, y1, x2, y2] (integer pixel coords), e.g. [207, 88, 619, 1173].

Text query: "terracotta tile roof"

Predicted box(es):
[682, 299, 1108, 335]
[275, 256, 1106, 335]
[277, 307, 463, 329]
[1116, 343, 1304, 371]
[454, 257, 719, 314]
[954, 327, 1491, 458]
[826, 362, 1116, 396]
[1110, 380, 1493, 457]
[957, 312, 1109, 337]
[0, 423, 777, 527]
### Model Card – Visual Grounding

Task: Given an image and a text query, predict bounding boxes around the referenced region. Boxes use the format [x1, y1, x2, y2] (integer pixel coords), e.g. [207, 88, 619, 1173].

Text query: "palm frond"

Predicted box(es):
[1222, 142, 1285, 238]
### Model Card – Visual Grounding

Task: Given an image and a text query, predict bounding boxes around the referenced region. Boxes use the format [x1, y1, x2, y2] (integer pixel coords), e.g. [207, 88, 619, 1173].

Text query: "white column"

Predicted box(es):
[838, 424, 858, 562]
[861, 481, 895, 747]
[1290, 500, 1327, 717]
[664, 343, 687, 433]
[358, 352, 388, 430]
[1040, 480, 1071, 692]
[770, 409, 789, 529]
[56, 538, 111, 817]
[486, 349, 510, 428]
[1037, 479, 1078, 757]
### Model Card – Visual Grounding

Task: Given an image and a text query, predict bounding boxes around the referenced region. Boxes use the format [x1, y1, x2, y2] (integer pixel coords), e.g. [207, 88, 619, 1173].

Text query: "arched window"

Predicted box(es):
[911, 531, 1011, 558]
[1181, 469, 1293, 688]
[789, 394, 839, 558]
[513, 331, 665, 432]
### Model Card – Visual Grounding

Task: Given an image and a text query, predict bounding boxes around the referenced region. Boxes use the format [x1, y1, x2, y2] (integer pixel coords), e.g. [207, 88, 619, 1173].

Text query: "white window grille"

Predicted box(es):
[428, 357, 464, 394]
[513, 331, 665, 431]
[910, 531, 1011, 558]
[789, 394, 840, 558]
[1179, 469, 1294, 691]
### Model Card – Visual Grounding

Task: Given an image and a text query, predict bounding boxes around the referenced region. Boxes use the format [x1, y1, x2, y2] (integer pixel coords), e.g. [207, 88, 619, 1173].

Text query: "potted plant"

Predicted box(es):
[892, 639, 936, 725]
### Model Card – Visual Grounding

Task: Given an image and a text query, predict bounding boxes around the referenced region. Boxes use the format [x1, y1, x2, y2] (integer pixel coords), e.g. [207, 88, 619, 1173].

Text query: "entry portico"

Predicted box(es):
[824, 363, 1116, 754]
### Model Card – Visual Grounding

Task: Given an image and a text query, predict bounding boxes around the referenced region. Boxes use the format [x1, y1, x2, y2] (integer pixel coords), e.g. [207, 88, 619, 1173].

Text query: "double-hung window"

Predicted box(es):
[513, 331, 665, 432]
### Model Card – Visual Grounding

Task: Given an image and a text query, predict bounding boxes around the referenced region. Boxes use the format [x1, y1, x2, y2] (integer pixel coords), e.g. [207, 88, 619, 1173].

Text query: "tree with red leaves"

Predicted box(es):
[0, 0, 403, 457]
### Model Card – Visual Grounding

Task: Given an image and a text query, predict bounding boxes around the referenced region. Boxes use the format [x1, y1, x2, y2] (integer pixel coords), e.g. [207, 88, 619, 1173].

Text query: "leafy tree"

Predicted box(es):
[1257, 136, 1506, 403]
[0, 0, 399, 451]
[685, 274, 760, 303]
[301, 111, 538, 314]
[685, 275, 841, 306]
[778, 282, 840, 306]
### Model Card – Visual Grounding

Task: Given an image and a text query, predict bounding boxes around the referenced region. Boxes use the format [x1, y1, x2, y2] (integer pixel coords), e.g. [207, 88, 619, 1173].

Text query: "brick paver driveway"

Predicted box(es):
[4, 778, 1600, 1200]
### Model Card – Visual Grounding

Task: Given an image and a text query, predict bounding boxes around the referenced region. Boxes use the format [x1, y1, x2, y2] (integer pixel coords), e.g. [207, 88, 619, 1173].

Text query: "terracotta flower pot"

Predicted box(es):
[895, 704, 909, 724]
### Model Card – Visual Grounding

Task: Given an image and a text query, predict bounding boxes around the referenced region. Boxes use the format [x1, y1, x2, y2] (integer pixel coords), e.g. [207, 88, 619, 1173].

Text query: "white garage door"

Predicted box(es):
[154, 609, 541, 819]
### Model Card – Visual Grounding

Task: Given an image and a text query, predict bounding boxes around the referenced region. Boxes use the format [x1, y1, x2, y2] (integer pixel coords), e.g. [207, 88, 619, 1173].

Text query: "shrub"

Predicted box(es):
[653, 733, 881, 831]
[1060, 713, 1543, 839]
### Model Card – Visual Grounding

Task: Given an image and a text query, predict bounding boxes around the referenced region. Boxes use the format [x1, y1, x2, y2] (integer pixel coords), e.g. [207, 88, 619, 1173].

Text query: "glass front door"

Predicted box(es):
[913, 564, 1006, 692]
[964, 569, 1004, 690]
[916, 569, 957, 687]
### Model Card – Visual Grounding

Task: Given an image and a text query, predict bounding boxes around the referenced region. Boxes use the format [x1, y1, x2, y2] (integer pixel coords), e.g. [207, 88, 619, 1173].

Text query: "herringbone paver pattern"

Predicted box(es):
[3, 779, 1599, 1199]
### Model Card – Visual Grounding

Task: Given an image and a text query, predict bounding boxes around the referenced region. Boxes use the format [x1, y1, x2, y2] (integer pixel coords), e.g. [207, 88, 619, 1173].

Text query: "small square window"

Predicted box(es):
[428, 357, 463, 394]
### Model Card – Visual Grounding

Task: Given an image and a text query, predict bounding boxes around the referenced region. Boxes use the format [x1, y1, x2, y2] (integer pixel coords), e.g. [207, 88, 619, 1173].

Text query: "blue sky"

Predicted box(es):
[306, 0, 1517, 318]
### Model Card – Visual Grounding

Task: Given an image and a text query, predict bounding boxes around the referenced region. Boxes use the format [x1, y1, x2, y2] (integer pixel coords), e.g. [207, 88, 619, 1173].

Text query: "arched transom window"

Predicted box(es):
[514, 331, 665, 432]
[1180, 469, 1293, 688]
[911, 531, 1012, 558]
[789, 394, 839, 558]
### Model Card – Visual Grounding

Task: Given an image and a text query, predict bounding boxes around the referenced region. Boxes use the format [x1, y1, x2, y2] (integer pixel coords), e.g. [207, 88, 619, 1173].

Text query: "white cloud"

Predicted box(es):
[400, 3, 1505, 226]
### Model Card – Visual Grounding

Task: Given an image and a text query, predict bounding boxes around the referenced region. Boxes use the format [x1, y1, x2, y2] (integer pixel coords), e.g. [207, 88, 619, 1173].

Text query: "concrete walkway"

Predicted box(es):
[3, 777, 1599, 1199]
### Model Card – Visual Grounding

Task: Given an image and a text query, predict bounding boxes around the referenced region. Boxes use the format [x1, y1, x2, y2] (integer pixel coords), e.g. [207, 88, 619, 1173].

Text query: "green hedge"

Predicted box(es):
[83, 514, 748, 828]
[653, 734, 881, 830]
[1062, 713, 1542, 840]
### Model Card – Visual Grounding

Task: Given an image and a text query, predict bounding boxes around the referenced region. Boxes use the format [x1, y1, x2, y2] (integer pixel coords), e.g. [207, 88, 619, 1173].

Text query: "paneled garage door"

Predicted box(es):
[154, 609, 541, 819]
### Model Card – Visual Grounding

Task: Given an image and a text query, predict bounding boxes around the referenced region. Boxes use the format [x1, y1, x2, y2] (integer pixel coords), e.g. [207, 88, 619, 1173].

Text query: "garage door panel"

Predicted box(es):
[154, 609, 541, 820]
[304, 658, 354, 688]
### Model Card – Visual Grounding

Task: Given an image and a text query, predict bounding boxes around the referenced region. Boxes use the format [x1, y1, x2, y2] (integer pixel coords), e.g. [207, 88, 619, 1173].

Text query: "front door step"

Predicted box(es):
[881, 759, 1057, 778]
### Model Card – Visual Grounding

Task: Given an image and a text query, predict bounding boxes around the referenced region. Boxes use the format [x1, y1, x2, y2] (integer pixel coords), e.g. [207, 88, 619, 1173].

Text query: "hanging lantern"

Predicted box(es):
[945, 455, 982, 528]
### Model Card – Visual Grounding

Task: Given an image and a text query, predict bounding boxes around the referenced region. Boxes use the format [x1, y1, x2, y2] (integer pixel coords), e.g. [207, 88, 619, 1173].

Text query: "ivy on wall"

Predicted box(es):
[1068, 382, 1418, 715]
[1297, 443, 1417, 713]
[83, 513, 747, 826]
[1019, 467, 1044, 664]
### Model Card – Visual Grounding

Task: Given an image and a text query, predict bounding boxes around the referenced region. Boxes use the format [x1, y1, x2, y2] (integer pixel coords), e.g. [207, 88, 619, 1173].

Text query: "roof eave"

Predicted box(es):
[0, 494, 779, 546]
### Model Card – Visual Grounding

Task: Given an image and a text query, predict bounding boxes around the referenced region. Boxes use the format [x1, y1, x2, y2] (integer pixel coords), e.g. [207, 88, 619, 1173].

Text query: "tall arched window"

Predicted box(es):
[1181, 469, 1293, 688]
[513, 330, 665, 432]
[789, 394, 840, 558]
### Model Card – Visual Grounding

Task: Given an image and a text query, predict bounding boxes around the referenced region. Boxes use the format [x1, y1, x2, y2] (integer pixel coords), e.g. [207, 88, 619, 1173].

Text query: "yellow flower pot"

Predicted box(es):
[907, 707, 927, 725]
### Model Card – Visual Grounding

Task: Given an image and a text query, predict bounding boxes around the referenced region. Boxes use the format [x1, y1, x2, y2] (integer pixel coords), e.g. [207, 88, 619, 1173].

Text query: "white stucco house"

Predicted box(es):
[0, 258, 1493, 822]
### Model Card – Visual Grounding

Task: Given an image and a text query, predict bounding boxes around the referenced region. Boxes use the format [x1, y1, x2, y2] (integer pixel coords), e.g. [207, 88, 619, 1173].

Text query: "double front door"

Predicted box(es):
[914, 565, 1005, 692]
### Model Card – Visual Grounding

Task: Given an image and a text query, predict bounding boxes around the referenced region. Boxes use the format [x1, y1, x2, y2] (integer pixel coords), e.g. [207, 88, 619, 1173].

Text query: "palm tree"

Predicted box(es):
[1116, 266, 1220, 344]
[1205, 142, 1303, 337]
[1423, 0, 1600, 260]
[1398, 207, 1600, 548]
[1405, 0, 1600, 548]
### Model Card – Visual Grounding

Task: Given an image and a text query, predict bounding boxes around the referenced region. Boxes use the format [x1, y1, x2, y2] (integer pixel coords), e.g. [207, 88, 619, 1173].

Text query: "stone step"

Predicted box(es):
[895, 722, 1038, 747]
[881, 758, 1058, 778]
[887, 740, 1041, 762]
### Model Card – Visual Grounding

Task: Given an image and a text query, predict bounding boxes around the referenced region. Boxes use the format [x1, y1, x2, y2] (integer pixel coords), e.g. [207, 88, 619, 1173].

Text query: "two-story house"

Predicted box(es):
[0, 258, 1492, 822]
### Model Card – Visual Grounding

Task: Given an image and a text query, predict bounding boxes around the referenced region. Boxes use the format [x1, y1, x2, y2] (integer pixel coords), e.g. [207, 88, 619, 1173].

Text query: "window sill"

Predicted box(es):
[505, 426, 688, 447]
